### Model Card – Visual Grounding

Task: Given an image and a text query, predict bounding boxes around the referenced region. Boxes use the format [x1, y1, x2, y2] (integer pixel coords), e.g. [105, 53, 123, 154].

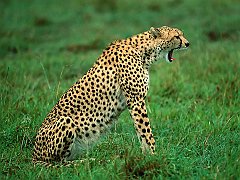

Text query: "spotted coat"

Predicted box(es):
[32, 26, 189, 164]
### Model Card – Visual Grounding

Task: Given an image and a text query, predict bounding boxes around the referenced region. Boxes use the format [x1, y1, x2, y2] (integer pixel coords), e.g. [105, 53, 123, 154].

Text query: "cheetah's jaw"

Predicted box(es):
[166, 47, 188, 63]
[166, 49, 175, 63]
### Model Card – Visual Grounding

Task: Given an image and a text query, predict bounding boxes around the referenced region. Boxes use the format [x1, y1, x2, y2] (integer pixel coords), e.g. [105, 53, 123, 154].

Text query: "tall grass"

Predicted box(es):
[0, 0, 239, 179]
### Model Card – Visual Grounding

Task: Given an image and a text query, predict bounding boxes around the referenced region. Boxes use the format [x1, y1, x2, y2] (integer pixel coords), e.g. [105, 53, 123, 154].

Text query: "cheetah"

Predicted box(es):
[32, 26, 189, 165]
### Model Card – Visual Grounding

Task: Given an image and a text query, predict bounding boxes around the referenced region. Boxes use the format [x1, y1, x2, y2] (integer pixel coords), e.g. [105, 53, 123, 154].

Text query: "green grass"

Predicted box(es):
[0, 0, 240, 179]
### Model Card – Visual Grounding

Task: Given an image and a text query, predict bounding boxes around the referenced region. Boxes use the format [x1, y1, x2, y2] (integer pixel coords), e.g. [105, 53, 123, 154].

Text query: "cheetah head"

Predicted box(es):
[150, 26, 189, 63]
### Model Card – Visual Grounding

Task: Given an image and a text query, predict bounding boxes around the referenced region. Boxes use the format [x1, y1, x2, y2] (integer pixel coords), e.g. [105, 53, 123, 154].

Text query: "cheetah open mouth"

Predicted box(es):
[166, 49, 175, 62]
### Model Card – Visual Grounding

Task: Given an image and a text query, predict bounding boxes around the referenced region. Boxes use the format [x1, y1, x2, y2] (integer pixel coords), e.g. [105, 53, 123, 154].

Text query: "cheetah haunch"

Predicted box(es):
[32, 26, 189, 165]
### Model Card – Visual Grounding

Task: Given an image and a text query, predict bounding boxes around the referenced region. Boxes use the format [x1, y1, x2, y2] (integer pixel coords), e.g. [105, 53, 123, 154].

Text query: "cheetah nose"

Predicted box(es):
[185, 42, 190, 47]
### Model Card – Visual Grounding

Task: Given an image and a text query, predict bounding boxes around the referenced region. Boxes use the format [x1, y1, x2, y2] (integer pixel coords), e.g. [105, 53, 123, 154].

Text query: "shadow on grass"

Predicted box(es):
[121, 151, 175, 178]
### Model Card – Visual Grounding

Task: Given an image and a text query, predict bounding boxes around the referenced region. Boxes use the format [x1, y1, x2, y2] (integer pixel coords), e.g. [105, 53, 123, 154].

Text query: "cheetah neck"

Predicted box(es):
[105, 31, 166, 68]
[124, 32, 165, 67]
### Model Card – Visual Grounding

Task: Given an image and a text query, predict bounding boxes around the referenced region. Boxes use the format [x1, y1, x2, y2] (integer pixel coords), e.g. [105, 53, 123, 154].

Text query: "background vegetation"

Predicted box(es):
[0, 0, 239, 179]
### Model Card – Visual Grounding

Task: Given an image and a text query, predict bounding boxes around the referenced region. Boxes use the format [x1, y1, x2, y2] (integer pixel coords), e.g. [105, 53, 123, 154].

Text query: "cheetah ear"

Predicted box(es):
[150, 27, 161, 38]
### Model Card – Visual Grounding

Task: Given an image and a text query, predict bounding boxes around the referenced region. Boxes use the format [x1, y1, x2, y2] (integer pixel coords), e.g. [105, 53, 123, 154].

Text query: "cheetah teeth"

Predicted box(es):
[166, 50, 175, 62]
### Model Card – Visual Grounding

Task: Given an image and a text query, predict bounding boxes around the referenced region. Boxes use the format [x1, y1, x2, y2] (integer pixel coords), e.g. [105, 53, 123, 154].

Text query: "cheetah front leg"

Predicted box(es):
[127, 98, 155, 154]
[118, 56, 155, 154]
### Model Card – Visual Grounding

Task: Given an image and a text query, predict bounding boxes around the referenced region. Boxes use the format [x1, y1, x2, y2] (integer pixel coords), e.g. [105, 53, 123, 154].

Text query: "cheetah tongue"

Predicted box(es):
[168, 50, 176, 62]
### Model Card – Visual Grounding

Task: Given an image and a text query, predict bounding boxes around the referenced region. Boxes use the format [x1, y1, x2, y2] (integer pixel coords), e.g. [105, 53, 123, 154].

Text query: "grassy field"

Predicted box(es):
[0, 0, 239, 179]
